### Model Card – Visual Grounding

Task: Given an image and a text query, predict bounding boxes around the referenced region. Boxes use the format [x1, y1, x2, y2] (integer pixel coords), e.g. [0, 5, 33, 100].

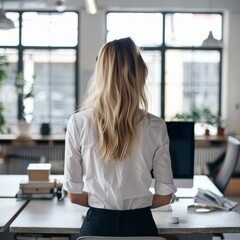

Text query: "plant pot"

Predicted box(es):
[217, 127, 225, 136]
[17, 121, 31, 137]
[205, 128, 210, 136]
[40, 122, 51, 135]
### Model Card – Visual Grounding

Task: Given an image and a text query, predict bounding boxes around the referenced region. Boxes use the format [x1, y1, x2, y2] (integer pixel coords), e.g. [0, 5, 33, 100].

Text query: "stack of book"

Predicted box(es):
[28, 163, 52, 181]
[16, 163, 55, 200]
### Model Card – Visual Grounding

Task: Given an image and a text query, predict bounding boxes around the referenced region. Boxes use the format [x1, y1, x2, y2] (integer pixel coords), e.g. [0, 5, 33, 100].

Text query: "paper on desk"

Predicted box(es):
[194, 188, 238, 211]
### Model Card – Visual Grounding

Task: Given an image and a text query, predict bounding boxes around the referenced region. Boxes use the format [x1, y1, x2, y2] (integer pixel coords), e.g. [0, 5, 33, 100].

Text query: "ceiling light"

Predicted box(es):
[0, 9, 15, 30]
[56, 0, 66, 12]
[84, 0, 98, 14]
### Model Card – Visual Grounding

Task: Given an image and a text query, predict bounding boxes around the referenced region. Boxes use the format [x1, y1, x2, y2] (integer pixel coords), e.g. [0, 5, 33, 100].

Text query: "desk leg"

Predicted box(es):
[0, 230, 15, 240]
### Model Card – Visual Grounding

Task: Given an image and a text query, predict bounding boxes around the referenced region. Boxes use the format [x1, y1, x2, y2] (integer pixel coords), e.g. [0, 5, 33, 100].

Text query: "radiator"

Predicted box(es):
[194, 147, 226, 175]
[2, 145, 65, 174]
[1, 145, 226, 176]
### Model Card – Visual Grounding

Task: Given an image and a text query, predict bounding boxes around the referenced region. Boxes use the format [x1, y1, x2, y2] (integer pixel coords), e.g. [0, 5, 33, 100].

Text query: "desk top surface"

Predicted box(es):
[154, 199, 240, 234]
[0, 198, 27, 232]
[9, 195, 240, 235]
[10, 198, 86, 234]
[0, 175, 64, 198]
[0, 174, 220, 198]
[8, 175, 240, 235]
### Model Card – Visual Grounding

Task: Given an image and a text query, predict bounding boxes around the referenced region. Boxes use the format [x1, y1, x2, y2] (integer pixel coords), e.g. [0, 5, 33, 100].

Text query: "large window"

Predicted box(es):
[165, 50, 220, 118]
[0, 11, 78, 133]
[106, 12, 223, 123]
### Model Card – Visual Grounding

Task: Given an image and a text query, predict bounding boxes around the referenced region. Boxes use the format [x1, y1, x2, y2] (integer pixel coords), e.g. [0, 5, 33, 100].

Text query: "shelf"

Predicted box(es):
[0, 134, 65, 146]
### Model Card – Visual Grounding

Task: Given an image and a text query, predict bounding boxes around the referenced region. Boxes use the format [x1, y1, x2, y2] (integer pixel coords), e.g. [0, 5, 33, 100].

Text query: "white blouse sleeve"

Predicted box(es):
[63, 114, 84, 194]
[153, 121, 177, 195]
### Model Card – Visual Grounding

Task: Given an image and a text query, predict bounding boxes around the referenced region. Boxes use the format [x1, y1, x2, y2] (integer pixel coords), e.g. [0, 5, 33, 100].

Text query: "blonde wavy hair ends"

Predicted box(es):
[83, 37, 148, 162]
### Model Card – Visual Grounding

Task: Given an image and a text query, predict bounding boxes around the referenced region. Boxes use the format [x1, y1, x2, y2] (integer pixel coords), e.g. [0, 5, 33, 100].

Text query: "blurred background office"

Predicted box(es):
[0, 0, 239, 136]
[0, 0, 240, 180]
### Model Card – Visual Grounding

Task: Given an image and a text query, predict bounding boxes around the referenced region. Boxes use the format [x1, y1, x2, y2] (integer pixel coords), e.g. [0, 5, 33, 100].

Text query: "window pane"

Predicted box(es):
[23, 49, 76, 125]
[0, 49, 18, 124]
[141, 51, 161, 116]
[165, 13, 222, 47]
[165, 50, 220, 120]
[0, 12, 19, 46]
[107, 12, 162, 47]
[22, 12, 78, 46]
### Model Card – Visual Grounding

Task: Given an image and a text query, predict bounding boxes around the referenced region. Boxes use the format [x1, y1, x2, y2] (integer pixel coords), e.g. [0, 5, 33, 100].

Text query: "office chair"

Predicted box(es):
[77, 237, 166, 240]
[213, 136, 240, 194]
[211, 136, 240, 240]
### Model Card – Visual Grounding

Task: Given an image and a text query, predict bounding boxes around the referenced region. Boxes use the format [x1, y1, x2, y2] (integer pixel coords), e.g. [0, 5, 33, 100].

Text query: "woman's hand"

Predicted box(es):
[68, 191, 89, 207]
[151, 194, 172, 208]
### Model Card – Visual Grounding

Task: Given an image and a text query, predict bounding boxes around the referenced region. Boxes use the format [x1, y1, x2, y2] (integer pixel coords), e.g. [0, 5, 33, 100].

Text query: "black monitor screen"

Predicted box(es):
[166, 121, 195, 179]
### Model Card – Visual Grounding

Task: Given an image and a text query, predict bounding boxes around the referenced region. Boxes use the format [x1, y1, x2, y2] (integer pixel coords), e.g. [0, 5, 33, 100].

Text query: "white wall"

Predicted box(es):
[223, 12, 240, 134]
[79, 10, 105, 104]
[78, 3, 240, 135]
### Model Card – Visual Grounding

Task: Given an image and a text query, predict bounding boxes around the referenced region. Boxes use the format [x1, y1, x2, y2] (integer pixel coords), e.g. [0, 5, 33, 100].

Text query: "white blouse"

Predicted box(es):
[63, 110, 177, 210]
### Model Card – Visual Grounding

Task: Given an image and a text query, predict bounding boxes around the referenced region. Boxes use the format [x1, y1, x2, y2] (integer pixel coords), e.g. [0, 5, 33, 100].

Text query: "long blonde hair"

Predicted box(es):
[83, 37, 148, 162]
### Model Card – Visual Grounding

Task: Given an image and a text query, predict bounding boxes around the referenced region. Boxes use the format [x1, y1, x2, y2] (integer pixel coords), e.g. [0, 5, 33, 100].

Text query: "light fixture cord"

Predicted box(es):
[209, 0, 215, 12]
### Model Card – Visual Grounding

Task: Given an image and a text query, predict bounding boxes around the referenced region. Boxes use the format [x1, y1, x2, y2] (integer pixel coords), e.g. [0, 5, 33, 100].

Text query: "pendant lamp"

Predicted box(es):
[56, 0, 66, 12]
[84, 0, 98, 14]
[202, 31, 221, 47]
[0, 0, 15, 30]
[202, 0, 221, 47]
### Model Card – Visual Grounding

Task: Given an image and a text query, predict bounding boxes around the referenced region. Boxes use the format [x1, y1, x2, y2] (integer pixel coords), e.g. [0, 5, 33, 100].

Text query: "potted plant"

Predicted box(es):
[200, 107, 216, 136]
[173, 107, 202, 122]
[0, 102, 5, 133]
[14, 72, 35, 136]
[173, 107, 216, 136]
[213, 114, 225, 136]
[0, 54, 9, 133]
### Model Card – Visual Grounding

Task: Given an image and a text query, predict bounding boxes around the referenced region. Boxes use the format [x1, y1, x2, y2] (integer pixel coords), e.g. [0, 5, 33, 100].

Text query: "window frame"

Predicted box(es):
[106, 11, 223, 119]
[0, 10, 80, 125]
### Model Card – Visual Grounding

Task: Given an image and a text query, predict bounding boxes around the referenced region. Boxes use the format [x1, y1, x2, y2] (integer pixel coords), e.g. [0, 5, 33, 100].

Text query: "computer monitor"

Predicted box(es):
[166, 121, 195, 188]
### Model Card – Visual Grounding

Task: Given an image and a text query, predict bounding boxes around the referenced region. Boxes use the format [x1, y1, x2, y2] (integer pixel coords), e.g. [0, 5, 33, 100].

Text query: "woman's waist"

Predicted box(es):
[88, 194, 153, 210]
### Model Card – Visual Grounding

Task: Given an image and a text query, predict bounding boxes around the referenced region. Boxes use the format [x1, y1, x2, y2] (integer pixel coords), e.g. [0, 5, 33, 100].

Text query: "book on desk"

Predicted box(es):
[194, 188, 238, 211]
[27, 163, 52, 181]
[19, 180, 55, 192]
[16, 179, 55, 199]
[16, 163, 61, 200]
[16, 189, 55, 200]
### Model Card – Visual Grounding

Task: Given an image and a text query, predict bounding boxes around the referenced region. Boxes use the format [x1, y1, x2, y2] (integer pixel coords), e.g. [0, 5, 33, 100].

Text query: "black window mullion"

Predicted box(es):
[161, 13, 166, 119]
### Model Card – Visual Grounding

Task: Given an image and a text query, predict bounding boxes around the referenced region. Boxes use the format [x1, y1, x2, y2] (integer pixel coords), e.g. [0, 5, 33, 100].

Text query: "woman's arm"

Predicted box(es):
[68, 191, 89, 207]
[151, 194, 172, 208]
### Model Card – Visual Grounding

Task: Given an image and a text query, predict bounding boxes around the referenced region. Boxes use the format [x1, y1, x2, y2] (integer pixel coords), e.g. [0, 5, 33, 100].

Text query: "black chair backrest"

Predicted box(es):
[234, 145, 240, 177]
[214, 136, 240, 193]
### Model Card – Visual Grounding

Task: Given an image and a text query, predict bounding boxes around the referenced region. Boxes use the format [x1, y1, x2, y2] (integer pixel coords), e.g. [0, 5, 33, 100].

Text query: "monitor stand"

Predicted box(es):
[174, 178, 197, 198]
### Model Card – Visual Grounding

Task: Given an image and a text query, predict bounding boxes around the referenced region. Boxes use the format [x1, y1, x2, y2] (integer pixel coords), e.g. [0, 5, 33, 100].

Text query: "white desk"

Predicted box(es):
[9, 175, 240, 239]
[10, 198, 86, 234]
[175, 174, 223, 198]
[0, 175, 25, 198]
[0, 174, 64, 198]
[10, 197, 240, 235]
[154, 199, 240, 234]
[0, 198, 27, 232]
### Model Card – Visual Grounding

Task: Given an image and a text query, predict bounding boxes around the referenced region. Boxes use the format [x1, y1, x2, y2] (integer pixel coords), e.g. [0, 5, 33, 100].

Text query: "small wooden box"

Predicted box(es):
[27, 163, 51, 181]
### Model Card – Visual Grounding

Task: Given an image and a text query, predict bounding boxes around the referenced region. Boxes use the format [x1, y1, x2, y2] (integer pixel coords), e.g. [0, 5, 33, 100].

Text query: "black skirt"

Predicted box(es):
[79, 206, 159, 237]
